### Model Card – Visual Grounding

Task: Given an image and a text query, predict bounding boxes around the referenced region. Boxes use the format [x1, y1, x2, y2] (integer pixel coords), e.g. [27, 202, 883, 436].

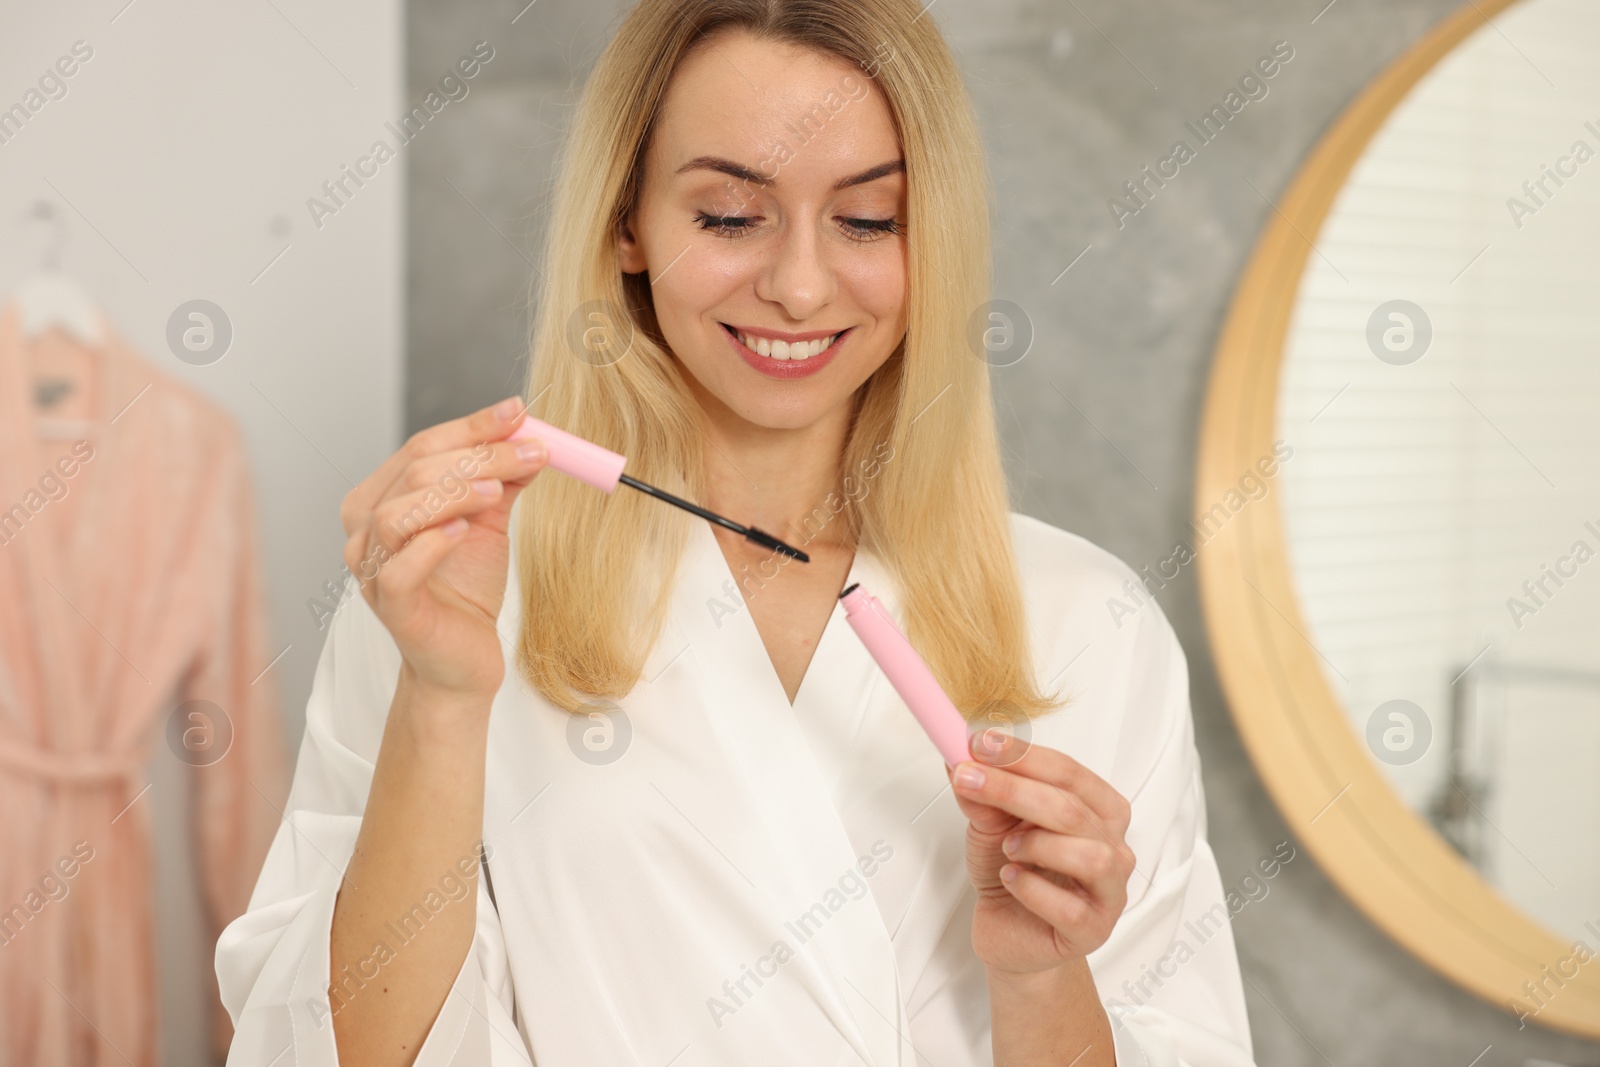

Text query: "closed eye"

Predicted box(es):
[694, 213, 758, 238]
[692, 213, 905, 241]
[840, 217, 902, 241]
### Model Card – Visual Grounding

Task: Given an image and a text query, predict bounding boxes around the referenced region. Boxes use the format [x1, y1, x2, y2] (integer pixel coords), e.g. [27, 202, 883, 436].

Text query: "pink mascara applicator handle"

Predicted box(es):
[507, 414, 628, 493]
[839, 583, 973, 767]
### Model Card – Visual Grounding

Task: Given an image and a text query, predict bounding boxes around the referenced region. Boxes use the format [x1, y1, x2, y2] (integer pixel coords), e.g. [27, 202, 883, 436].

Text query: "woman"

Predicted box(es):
[216, 1, 1257, 1064]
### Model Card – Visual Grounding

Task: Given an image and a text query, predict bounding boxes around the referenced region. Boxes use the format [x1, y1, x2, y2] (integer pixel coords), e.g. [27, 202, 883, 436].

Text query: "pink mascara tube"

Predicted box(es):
[839, 582, 973, 767]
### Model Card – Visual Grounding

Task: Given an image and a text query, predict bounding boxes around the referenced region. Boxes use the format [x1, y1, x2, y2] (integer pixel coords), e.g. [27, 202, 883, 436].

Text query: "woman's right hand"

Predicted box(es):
[339, 394, 549, 703]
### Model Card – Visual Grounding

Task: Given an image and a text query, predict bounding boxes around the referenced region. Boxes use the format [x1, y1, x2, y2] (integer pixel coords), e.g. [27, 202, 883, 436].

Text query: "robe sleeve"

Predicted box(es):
[213, 571, 532, 1065]
[1053, 568, 1258, 1067]
[183, 424, 294, 1063]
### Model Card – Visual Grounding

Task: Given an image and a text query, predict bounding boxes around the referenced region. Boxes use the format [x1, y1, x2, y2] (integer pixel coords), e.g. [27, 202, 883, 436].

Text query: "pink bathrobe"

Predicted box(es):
[0, 302, 289, 1064]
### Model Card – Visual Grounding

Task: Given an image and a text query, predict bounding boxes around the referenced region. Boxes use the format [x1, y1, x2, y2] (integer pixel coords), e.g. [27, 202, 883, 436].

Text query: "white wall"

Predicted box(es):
[0, 2, 403, 1062]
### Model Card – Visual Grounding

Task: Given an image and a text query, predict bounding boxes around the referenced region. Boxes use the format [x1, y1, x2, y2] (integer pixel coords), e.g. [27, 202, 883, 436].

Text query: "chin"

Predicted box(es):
[726, 387, 843, 432]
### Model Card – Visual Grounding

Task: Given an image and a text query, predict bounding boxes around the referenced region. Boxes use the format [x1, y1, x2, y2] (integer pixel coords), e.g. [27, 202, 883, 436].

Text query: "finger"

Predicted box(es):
[369, 478, 507, 560]
[953, 760, 1120, 858]
[344, 527, 385, 613]
[372, 517, 471, 618]
[345, 486, 485, 615]
[377, 439, 549, 541]
[340, 394, 528, 537]
[946, 763, 1021, 833]
[395, 437, 549, 501]
[1003, 829, 1132, 909]
[999, 863, 1103, 955]
[971, 731, 1131, 834]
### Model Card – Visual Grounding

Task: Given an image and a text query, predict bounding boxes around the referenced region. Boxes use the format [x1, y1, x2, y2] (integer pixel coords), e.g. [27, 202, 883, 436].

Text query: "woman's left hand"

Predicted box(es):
[949, 729, 1137, 978]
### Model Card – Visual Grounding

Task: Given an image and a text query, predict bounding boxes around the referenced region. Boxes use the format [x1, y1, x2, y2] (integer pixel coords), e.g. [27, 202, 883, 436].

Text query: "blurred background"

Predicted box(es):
[1, 0, 1596, 1064]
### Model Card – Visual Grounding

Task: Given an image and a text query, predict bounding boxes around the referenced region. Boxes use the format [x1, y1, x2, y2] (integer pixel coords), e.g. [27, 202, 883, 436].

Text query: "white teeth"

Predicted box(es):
[734, 330, 838, 361]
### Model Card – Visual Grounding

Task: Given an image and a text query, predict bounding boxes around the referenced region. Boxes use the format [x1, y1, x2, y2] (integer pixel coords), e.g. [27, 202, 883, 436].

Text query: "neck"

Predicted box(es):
[693, 389, 854, 552]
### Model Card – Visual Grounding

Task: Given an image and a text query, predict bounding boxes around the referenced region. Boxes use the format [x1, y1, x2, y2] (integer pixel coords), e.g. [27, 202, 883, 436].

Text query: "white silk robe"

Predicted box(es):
[216, 510, 1258, 1066]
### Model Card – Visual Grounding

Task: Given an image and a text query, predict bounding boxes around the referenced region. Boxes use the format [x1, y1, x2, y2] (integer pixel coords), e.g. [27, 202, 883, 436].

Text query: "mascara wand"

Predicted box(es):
[617, 474, 808, 561]
[507, 415, 810, 563]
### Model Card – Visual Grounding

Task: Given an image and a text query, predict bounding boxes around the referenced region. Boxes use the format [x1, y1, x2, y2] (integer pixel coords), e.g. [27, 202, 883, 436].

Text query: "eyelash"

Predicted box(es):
[692, 212, 903, 242]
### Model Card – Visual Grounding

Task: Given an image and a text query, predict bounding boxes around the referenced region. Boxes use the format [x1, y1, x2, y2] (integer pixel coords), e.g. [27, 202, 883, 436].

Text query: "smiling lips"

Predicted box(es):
[723, 323, 846, 361]
[718, 321, 850, 381]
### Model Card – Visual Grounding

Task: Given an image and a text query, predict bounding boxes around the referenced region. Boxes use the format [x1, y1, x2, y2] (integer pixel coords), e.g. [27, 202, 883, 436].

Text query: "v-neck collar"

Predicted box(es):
[693, 516, 874, 712]
[668, 517, 919, 1064]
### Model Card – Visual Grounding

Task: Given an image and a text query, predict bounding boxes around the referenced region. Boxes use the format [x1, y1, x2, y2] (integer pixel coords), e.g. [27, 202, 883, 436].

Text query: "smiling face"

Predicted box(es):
[617, 29, 909, 433]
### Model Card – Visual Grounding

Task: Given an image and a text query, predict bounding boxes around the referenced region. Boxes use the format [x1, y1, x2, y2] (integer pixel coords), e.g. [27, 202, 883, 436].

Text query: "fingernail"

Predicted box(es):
[515, 440, 545, 462]
[1002, 833, 1021, 856]
[471, 479, 500, 496]
[977, 729, 1008, 760]
[953, 764, 985, 790]
[495, 396, 523, 419]
[1000, 864, 1017, 884]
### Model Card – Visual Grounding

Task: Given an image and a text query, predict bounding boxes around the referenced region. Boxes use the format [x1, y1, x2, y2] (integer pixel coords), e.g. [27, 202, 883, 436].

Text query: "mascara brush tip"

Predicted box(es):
[744, 527, 810, 563]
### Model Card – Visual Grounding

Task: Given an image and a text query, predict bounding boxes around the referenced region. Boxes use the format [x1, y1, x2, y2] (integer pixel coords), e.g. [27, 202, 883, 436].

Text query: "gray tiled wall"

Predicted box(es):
[404, 2, 1600, 1063]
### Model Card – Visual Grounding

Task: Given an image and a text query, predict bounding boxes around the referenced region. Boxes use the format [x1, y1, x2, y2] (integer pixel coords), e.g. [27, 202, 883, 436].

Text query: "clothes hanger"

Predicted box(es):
[15, 199, 105, 440]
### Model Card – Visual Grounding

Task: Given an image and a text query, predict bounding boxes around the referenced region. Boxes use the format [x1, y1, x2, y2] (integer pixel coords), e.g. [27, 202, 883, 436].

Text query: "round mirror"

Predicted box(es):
[1198, 0, 1600, 1035]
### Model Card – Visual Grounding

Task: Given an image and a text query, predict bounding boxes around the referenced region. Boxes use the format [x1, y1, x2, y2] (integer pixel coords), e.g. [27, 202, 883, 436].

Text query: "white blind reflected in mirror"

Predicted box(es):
[1276, 0, 1600, 945]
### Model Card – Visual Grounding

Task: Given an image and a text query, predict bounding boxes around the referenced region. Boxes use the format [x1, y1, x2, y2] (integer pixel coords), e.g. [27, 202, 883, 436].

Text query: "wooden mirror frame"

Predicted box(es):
[1195, 0, 1600, 1036]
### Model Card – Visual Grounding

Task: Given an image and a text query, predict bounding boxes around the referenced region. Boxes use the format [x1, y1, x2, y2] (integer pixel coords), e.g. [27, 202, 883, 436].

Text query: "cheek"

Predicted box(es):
[836, 251, 907, 327]
[654, 242, 761, 332]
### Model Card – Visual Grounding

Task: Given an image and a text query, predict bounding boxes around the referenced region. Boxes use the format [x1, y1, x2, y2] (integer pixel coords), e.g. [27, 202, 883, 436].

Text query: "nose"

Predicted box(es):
[754, 214, 837, 321]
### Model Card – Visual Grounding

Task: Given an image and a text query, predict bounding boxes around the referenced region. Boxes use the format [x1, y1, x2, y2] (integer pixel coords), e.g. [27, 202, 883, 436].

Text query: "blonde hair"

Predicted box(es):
[513, 0, 1065, 724]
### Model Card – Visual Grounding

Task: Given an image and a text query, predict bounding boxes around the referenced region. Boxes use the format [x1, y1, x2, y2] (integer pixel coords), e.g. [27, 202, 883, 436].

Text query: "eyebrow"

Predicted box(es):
[674, 156, 905, 191]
